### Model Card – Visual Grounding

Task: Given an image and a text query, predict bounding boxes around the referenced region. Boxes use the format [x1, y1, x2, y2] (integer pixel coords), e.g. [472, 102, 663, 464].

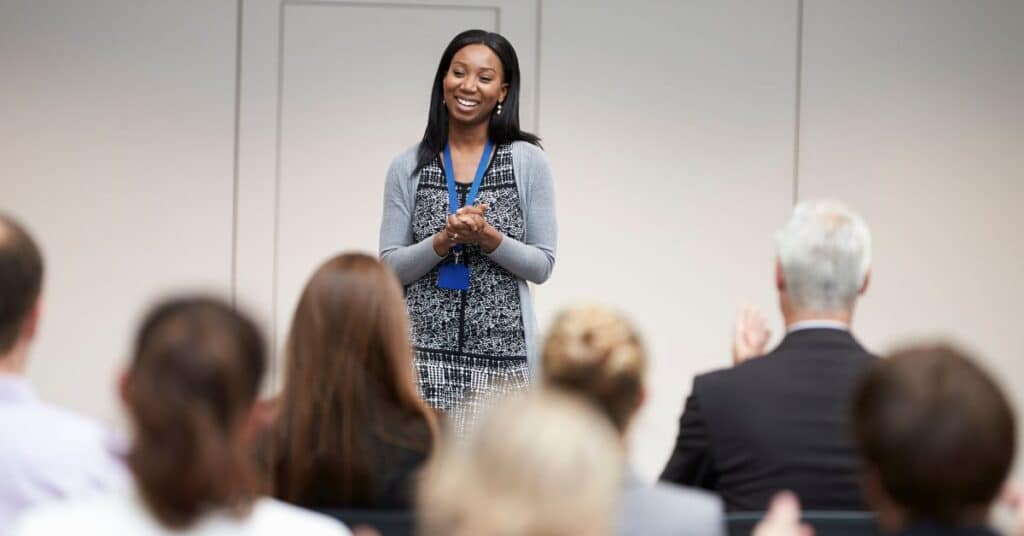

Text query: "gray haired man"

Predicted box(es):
[660, 200, 876, 512]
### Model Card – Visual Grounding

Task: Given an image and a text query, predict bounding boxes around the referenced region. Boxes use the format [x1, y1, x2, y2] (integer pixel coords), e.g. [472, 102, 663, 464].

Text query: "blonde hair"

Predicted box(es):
[418, 390, 624, 536]
[541, 306, 646, 433]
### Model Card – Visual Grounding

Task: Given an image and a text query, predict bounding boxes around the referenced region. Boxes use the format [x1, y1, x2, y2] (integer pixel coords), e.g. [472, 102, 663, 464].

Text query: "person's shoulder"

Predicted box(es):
[388, 143, 421, 176]
[13, 493, 137, 534]
[648, 480, 723, 514]
[621, 481, 723, 534]
[249, 498, 352, 535]
[35, 402, 112, 435]
[510, 140, 547, 164]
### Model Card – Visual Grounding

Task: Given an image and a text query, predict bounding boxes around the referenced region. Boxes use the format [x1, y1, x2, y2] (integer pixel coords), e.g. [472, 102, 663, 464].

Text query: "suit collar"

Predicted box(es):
[774, 327, 865, 353]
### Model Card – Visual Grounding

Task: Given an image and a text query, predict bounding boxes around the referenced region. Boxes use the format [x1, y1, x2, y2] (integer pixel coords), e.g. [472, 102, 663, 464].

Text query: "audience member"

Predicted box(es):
[419, 389, 623, 536]
[14, 297, 349, 534]
[0, 214, 127, 533]
[852, 344, 1016, 535]
[270, 253, 438, 510]
[661, 200, 875, 511]
[542, 305, 724, 535]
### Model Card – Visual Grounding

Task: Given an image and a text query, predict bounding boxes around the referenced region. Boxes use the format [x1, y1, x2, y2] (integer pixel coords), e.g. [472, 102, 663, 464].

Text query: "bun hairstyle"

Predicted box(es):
[541, 306, 646, 433]
[125, 297, 266, 529]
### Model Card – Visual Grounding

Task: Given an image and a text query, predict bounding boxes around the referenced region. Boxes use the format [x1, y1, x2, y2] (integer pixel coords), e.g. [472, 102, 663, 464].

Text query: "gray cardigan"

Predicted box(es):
[379, 141, 557, 368]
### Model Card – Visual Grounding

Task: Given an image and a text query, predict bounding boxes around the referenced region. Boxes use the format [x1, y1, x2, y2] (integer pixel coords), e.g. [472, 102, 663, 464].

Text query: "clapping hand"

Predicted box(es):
[753, 492, 814, 536]
[732, 304, 772, 366]
[444, 204, 491, 245]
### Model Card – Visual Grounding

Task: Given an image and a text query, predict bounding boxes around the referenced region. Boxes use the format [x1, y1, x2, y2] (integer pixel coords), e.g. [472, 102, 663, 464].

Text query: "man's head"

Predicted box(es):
[852, 345, 1016, 526]
[0, 214, 44, 363]
[774, 200, 871, 320]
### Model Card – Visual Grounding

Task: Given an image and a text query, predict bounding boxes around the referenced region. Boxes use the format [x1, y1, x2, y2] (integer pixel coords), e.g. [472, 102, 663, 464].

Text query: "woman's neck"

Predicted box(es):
[447, 120, 489, 151]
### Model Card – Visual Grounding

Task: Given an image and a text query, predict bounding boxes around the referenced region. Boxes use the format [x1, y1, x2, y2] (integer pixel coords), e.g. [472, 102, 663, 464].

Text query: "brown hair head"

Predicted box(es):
[273, 252, 438, 506]
[126, 297, 266, 529]
[852, 344, 1016, 524]
[0, 214, 44, 353]
[541, 305, 646, 433]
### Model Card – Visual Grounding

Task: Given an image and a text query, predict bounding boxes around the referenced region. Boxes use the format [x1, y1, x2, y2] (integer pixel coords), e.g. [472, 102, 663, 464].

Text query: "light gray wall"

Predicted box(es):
[1, 0, 1021, 482]
[0, 0, 238, 422]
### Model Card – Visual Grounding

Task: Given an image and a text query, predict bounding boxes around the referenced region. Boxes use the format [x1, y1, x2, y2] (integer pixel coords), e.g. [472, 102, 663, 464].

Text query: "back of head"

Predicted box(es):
[0, 214, 44, 354]
[852, 344, 1016, 524]
[541, 306, 646, 434]
[419, 390, 624, 536]
[126, 297, 266, 529]
[274, 252, 437, 505]
[775, 200, 871, 312]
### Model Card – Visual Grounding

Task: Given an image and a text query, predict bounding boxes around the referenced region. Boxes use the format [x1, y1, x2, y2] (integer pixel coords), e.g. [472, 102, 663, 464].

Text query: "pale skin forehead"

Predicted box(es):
[450, 44, 503, 76]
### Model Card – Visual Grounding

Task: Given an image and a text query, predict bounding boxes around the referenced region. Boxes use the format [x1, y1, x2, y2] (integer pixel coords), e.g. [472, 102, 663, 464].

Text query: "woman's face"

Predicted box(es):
[443, 44, 508, 127]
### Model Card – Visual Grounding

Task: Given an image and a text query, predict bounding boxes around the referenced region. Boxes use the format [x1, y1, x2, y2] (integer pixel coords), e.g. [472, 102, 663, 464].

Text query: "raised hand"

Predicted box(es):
[732, 304, 772, 366]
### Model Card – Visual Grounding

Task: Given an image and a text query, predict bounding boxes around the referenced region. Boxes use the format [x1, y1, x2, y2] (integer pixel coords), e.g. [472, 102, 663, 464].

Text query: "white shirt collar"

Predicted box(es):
[786, 319, 850, 334]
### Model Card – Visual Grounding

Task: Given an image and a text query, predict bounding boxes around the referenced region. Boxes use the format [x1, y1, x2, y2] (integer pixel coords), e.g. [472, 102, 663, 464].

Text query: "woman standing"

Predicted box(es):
[379, 29, 556, 433]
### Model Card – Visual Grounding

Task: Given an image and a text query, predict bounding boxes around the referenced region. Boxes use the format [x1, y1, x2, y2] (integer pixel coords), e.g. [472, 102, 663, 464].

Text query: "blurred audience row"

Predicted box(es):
[0, 201, 1021, 535]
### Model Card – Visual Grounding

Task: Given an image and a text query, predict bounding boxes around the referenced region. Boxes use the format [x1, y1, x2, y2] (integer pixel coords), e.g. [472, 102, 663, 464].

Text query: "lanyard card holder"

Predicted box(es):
[436, 140, 493, 292]
[438, 250, 470, 290]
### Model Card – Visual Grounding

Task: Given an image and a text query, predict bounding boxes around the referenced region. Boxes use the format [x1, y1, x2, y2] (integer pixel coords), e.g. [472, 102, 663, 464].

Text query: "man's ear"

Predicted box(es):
[775, 259, 786, 292]
[859, 267, 872, 296]
[20, 297, 42, 343]
[117, 370, 132, 408]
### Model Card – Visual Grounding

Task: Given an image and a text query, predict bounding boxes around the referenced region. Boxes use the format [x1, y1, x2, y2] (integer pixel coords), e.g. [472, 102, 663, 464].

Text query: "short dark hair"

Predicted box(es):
[0, 214, 44, 353]
[852, 344, 1016, 523]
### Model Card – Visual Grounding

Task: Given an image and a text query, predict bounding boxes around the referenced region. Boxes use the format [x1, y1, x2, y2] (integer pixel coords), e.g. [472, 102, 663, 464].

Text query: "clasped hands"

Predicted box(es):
[433, 204, 502, 256]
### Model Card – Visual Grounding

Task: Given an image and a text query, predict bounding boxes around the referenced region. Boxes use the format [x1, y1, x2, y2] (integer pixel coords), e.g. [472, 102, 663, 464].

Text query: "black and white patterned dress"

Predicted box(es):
[405, 143, 531, 434]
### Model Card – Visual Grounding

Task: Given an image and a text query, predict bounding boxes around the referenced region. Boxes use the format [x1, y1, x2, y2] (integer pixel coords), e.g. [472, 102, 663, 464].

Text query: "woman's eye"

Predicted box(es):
[480, 77, 492, 83]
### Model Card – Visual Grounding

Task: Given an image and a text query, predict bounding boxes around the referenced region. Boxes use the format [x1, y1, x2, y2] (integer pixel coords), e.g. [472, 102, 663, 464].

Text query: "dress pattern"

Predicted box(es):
[406, 143, 530, 434]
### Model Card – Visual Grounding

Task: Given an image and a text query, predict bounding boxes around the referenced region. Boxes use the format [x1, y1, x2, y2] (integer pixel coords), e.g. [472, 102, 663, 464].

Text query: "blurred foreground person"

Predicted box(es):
[419, 390, 622, 536]
[15, 298, 349, 535]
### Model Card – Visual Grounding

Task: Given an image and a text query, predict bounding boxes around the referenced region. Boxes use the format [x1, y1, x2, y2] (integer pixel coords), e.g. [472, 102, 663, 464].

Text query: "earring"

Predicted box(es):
[496, 102, 503, 115]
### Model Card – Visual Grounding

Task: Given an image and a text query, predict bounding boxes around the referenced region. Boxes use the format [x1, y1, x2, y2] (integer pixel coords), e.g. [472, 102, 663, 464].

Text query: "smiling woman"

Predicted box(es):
[379, 29, 557, 435]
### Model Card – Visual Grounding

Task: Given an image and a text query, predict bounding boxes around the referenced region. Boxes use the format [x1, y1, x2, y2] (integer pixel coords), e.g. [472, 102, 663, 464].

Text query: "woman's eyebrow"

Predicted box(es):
[451, 60, 496, 73]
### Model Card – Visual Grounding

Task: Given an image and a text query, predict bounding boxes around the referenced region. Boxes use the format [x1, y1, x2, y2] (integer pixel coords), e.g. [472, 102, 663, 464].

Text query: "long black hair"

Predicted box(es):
[415, 29, 541, 173]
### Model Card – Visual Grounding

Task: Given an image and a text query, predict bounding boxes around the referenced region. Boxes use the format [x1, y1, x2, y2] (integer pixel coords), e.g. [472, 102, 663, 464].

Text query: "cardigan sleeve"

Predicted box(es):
[378, 151, 445, 285]
[485, 143, 558, 284]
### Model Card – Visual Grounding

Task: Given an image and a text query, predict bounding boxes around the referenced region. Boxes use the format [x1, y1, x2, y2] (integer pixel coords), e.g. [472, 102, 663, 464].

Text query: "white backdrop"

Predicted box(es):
[2, 0, 1022, 481]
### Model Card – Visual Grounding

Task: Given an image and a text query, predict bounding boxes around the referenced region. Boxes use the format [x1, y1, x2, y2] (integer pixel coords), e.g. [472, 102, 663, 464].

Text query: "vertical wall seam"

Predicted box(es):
[534, 0, 542, 133]
[792, 0, 804, 206]
[231, 0, 244, 307]
[272, 0, 286, 371]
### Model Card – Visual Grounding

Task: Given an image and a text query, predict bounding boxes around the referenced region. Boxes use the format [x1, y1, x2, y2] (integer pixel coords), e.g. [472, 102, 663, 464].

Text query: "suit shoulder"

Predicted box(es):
[692, 366, 736, 394]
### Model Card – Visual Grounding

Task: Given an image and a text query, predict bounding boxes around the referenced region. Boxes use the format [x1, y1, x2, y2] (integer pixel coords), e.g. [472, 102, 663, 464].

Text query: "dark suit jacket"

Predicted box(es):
[660, 328, 875, 511]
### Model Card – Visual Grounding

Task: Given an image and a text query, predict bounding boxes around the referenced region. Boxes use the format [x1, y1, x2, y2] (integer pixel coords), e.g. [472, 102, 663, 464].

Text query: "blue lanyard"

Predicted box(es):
[442, 139, 494, 215]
